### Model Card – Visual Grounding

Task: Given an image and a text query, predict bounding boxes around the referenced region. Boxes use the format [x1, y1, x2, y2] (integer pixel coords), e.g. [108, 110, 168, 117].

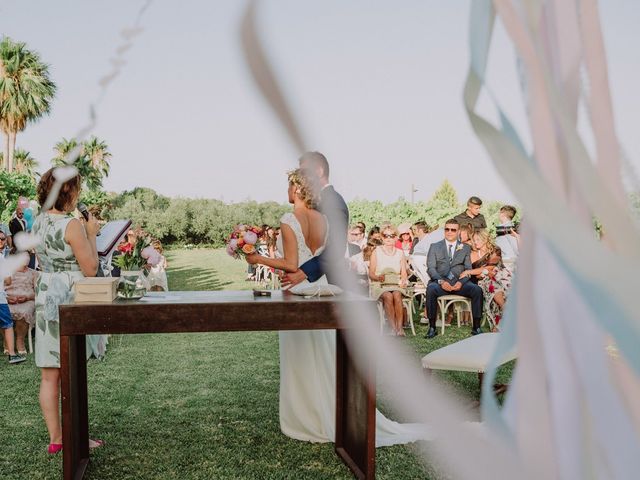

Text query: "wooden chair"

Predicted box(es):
[436, 295, 472, 335]
[371, 284, 416, 336]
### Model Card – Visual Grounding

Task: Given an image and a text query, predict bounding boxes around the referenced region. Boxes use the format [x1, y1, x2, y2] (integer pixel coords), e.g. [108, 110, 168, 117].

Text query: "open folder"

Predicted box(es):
[96, 219, 132, 258]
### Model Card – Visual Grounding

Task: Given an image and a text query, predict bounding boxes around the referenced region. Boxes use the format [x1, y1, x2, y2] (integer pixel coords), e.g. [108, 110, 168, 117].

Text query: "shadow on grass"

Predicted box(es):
[167, 264, 232, 291]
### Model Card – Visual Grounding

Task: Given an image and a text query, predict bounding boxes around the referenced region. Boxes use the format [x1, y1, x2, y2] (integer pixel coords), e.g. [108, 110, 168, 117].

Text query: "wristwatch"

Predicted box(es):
[438, 279, 443, 285]
[482, 268, 489, 276]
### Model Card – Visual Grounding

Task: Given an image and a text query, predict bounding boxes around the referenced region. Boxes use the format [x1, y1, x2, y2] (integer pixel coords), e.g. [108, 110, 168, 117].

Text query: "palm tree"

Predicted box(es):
[13, 148, 38, 177]
[53, 136, 112, 191]
[1, 148, 39, 177]
[82, 136, 111, 190]
[0, 37, 56, 171]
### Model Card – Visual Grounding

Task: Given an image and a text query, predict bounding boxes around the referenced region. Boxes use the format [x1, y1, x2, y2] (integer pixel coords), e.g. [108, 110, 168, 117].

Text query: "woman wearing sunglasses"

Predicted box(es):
[368, 225, 409, 336]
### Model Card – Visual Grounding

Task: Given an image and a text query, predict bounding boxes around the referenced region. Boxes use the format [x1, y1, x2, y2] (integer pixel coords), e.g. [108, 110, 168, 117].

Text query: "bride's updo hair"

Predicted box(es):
[287, 168, 318, 209]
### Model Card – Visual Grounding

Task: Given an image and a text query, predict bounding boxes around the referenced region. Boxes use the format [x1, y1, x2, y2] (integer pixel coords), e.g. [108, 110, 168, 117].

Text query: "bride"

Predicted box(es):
[246, 168, 428, 446]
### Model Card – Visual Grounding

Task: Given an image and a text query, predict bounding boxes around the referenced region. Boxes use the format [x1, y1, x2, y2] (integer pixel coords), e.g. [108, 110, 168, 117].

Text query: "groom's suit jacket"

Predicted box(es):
[426, 239, 472, 285]
[299, 185, 349, 285]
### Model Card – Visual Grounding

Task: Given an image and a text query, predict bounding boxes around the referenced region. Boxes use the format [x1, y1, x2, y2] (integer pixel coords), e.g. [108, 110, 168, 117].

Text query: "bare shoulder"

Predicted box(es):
[64, 217, 83, 241]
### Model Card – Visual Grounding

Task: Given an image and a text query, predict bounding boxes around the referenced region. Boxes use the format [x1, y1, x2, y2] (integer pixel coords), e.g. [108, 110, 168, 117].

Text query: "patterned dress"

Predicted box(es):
[472, 248, 513, 327]
[6, 267, 38, 326]
[32, 213, 107, 368]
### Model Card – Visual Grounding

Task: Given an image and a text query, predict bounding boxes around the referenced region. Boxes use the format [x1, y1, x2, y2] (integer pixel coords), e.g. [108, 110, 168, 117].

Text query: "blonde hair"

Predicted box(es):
[151, 239, 163, 254]
[472, 229, 496, 253]
[287, 168, 318, 209]
[381, 224, 398, 237]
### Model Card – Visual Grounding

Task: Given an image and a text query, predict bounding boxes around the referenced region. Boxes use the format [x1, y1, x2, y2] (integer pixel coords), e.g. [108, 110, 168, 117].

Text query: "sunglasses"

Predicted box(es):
[383, 233, 396, 239]
[444, 227, 459, 232]
[0, 237, 6, 241]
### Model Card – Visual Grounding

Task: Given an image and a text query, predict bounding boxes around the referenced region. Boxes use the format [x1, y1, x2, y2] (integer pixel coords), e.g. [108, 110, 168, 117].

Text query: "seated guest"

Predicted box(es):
[147, 239, 168, 292]
[460, 230, 512, 330]
[395, 224, 413, 256]
[454, 196, 487, 230]
[368, 226, 382, 243]
[0, 231, 9, 257]
[356, 221, 366, 243]
[410, 221, 430, 255]
[369, 225, 409, 336]
[6, 253, 37, 354]
[257, 225, 270, 256]
[347, 225, 364, 256]
[459, 223, 474, 247]
[425, 219, 483, 338]
[349, 237, 380, 292]
[265, 227, 278, 258]
[362, 237, 381, 265]
[495, 205, 520, 264]
[1, 259, 26, 364]
[0, 222, 11, 250]
[422, 224, 444, 248]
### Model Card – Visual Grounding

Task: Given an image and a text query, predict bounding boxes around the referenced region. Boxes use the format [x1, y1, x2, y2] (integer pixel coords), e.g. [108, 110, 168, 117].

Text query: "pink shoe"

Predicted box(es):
[89, 439, 105, 449]
[48, 443, 63, 454]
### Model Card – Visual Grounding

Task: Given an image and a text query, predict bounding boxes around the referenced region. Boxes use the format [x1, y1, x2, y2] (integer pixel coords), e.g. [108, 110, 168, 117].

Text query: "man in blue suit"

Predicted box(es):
[425, 219, 483, 338]
[281, 151, 350, 288]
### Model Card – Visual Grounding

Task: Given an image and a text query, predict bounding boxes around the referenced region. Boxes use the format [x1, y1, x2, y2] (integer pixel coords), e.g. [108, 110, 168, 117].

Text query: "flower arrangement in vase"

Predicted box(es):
[113, 236, 162, 299]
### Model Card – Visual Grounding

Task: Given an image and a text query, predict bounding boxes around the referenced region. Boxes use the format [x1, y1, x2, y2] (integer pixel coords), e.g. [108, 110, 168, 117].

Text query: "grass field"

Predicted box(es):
[0, 248, 512, 479]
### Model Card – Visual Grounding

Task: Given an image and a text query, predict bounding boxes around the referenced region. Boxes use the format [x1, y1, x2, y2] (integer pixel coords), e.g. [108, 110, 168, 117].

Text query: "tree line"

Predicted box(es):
[93, 180, 517, 248]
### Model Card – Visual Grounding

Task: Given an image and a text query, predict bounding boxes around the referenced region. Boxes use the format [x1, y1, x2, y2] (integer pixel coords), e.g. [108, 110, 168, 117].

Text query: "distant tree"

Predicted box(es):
[429, 179, 458, 208]
[78, 189, 115, 219]
[10, 148, 38, 177]
[0, 170, 36, 222]
[82, 136, 111, 188]
[52, 136, 111, 190]
[0, 37, 56, 171]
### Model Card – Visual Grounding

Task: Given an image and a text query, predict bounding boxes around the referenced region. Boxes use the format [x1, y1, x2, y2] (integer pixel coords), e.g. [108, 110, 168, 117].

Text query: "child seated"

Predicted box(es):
[6, 257, 37, 355]
[1, 255, 27, 364]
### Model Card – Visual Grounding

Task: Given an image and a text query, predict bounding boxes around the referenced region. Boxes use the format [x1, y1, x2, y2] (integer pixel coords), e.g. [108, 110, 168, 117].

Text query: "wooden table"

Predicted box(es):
[59, 291, 376, 479]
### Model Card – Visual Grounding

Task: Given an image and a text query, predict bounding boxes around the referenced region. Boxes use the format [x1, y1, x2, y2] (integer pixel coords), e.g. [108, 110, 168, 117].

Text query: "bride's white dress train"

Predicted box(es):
[277, 213, 430, 447]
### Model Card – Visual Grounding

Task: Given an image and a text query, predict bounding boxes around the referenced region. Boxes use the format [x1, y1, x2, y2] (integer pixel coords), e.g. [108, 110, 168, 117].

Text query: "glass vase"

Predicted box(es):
[117, 270, 147, 299]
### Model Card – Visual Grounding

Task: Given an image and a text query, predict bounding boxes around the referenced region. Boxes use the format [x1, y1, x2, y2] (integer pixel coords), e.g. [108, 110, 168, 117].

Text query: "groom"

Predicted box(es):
[281, 151, 350, 288]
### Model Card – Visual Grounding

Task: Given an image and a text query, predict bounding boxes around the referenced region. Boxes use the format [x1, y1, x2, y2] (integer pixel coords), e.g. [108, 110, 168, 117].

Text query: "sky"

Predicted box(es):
[1, 0, 639, 206]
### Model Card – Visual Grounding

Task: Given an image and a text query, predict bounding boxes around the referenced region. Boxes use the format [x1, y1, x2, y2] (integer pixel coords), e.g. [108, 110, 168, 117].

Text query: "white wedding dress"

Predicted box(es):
[277, 213, 431, 446]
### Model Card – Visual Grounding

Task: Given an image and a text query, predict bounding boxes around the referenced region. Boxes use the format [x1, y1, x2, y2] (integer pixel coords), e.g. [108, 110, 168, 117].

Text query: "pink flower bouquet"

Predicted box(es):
[226, 225, 262, 258]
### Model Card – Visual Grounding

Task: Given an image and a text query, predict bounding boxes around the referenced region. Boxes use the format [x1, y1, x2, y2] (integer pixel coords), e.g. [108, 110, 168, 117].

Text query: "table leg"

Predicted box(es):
[335, 330, 376, 479]
[61, 334, 90, 480]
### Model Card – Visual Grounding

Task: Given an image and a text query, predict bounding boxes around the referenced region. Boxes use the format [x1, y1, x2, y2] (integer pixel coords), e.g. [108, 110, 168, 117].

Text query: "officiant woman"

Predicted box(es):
[32, 168, 104, 454]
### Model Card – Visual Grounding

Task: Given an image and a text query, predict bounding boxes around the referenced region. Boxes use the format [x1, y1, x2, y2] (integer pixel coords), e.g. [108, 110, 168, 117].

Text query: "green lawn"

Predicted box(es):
[0, 248, 512, 479]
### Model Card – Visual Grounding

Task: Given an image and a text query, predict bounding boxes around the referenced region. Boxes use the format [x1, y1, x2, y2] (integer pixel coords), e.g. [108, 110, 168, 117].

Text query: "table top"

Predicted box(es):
[59, 290, 374, 335]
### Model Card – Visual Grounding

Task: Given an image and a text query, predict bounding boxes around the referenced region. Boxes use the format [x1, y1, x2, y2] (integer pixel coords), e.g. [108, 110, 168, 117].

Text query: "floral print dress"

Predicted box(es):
[472, 248, 513, 328]
[6, 267, 38, 326]
[32, 213, 107, 368]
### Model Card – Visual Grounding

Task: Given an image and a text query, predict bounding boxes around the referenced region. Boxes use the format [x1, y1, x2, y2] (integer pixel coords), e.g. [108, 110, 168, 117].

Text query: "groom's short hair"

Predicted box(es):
[299, 151, 330, 179]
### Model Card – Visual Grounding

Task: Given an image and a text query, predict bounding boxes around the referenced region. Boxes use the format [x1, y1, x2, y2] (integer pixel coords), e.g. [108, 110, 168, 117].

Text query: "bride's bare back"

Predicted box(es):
[293, 208, 326, 256]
